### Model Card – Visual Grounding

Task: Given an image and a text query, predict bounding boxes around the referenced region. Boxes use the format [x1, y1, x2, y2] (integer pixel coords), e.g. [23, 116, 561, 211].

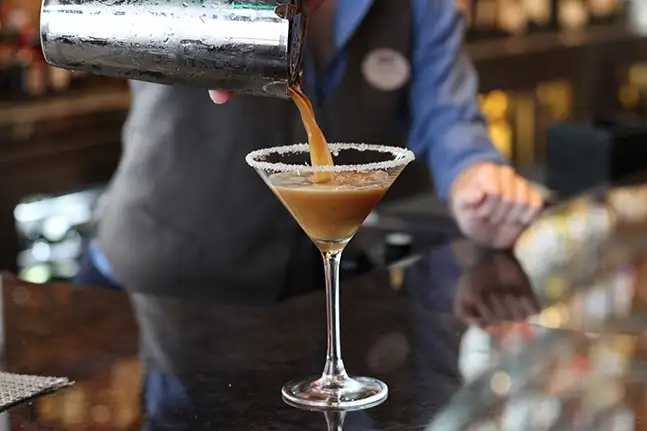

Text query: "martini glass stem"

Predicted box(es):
[321, 250, 348, 380]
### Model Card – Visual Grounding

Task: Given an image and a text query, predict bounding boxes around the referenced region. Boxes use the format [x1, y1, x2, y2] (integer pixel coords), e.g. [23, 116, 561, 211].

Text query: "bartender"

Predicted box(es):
[75, 0, 544, 299]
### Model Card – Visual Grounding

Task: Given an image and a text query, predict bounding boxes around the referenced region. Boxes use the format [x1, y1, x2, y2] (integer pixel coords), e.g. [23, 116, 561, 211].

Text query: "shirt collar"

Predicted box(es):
[335, 0, 374, 52]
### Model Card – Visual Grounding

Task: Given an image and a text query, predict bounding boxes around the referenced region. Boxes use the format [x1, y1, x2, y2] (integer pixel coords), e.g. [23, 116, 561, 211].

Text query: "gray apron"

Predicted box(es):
[98, 0, 422, 302]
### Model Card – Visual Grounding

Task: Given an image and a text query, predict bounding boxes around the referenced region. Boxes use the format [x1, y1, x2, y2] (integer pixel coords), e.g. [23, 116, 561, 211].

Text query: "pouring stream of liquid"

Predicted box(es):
[290, 86, 335, 183]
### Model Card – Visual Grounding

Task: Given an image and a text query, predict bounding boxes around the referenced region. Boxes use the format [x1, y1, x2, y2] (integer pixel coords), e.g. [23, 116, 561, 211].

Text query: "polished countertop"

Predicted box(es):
[3, 179, 647, 429]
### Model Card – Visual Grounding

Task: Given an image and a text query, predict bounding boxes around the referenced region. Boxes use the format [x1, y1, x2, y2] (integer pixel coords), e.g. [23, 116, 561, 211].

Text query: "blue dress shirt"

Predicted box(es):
[86, 0, 505, 286]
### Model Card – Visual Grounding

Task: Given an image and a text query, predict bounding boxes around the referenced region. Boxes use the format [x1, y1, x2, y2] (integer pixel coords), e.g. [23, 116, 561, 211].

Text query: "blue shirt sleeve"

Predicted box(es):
[408, 0, 508, 201]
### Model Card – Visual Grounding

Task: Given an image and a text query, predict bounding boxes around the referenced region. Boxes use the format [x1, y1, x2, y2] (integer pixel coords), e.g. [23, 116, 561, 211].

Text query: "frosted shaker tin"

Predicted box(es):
[40, 0, 307, 98]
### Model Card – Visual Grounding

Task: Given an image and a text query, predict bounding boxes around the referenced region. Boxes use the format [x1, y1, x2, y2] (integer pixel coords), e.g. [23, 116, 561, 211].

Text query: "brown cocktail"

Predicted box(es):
[246, 142, 414, 410]
[269, 170, 390, 252]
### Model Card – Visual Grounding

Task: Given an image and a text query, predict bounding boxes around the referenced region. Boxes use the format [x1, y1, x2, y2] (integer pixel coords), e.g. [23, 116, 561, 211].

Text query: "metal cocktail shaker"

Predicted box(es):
[40, 0, 307, 98]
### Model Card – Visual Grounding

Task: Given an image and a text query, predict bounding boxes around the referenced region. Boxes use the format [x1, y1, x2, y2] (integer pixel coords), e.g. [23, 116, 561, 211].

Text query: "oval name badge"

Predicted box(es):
[362, 48, 411, 92]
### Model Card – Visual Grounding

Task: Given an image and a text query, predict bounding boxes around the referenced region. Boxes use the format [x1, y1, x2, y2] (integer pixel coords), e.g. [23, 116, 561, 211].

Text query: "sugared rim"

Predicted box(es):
[245, 143, 415, 173]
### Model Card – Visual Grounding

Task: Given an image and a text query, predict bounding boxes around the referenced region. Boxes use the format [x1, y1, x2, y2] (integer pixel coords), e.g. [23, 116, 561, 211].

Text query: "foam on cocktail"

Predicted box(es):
[270, 171, 390, 251]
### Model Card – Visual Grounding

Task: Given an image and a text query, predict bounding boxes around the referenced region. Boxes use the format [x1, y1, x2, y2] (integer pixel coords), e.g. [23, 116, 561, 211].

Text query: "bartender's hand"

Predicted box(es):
[209, 0, 327, 104]
[449, 163, 544, 250]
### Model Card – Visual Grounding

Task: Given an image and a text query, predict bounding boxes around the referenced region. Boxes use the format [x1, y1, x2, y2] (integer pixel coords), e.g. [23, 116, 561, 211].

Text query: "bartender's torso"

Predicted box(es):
[97, 0, 416, 301]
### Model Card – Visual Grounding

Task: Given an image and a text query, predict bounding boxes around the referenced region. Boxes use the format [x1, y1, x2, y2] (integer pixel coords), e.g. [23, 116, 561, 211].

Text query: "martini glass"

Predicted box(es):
[246, 143, 415, 410]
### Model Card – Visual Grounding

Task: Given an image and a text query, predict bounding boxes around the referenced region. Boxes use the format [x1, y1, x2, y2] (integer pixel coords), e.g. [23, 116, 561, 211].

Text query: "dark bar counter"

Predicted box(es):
[2, 173, 647, 429]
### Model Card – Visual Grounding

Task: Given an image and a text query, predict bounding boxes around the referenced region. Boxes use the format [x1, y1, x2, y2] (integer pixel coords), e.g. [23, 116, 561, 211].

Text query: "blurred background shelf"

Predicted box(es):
[0, 87, 128, 275]
[0, 88, 130, 127]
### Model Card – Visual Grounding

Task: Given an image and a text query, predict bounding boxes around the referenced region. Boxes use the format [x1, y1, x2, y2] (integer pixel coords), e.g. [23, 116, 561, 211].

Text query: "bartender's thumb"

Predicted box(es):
[209, 90, 235, 104]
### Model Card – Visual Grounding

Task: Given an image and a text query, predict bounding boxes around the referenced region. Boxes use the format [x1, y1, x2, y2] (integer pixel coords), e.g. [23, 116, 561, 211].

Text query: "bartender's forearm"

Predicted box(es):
[407, 0, 506, 201]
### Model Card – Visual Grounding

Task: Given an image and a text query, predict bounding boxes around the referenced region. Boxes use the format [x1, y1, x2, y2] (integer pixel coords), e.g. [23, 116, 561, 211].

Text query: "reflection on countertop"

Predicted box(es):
[427, 178, 647, 430]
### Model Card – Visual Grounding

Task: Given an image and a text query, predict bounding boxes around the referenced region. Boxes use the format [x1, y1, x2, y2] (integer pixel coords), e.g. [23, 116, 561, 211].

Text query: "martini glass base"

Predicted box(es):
[282, 375, 388, 410]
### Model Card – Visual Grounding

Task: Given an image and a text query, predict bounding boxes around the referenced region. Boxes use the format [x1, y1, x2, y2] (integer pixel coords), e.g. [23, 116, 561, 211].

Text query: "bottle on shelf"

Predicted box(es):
[0, 9, 17, 100]
[0, 3, 77, 99]
[558, 0, 591, 31]
[465, 0, 626, 40]
[0, 7, 48, 100]
[16, 46, 48, 98]
[587, 0, 625, 25]
[0, 1, 131, 99]
[0, 41, 13, 100]
[498, 0, 529, 36]
[522, 0, 557, 32]
[466, 0, 541, 40]
[467, 0, 510, 41]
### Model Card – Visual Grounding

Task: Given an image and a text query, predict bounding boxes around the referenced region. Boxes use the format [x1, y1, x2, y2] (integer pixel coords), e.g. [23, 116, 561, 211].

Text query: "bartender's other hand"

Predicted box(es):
[449, 163, 544, 250]
[209, 90, 235, 104]
[209, 0, 326, 105]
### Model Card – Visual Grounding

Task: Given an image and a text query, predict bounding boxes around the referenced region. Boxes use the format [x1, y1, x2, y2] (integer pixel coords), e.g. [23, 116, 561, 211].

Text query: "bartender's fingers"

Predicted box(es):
[474, 298, 497, 323]
[487, 295, 513, 322]
[502, 177, 533, 226]
[503, 295, 525, 321]
[489, 167, 517, 225]
[498, 176, 543, 228]
[475, 165, 501, 220]
[520, 186, 544, 225]
[209, 90, 236, 104]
